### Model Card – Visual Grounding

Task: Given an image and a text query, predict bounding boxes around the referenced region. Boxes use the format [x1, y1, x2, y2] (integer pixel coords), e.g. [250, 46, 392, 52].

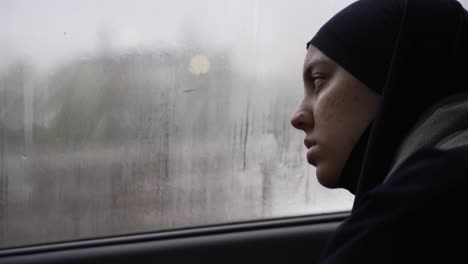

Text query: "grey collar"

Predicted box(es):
[384, 93, 468, 182]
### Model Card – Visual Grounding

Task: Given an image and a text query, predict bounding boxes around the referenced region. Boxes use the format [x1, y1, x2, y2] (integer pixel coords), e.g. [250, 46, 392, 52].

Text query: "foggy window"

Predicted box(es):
[0, 0, 374, 248]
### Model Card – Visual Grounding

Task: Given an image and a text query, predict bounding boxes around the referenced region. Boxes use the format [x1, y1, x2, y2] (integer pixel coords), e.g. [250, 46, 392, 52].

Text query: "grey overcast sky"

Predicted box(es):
[0, 0, 356, 75]
[1, 0, 468, 76]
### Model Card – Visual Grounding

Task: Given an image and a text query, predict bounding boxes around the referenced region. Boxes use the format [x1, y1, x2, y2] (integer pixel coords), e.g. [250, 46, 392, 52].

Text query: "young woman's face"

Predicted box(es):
[291, 45, 380, 188]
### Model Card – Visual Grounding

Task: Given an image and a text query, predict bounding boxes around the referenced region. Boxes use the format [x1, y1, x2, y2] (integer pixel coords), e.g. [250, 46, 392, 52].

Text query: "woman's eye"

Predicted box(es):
[311, 74, 325, 92]
[313, 78, 322, 87]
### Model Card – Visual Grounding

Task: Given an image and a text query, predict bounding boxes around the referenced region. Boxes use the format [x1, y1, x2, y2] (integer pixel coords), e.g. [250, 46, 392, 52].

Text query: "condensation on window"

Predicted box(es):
[0, 0, 367, 248]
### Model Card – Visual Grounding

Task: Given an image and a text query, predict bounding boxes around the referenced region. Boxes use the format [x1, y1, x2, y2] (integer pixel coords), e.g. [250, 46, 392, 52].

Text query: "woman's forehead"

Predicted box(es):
[303, 46, 335, 73]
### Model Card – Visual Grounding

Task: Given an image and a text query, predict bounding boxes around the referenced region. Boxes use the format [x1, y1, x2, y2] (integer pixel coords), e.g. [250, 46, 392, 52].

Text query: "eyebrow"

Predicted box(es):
[303, 59, 330, 81]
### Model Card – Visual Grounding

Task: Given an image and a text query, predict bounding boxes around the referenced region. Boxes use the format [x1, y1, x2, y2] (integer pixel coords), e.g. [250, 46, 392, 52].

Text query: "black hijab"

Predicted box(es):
[307, 0, 468, 199]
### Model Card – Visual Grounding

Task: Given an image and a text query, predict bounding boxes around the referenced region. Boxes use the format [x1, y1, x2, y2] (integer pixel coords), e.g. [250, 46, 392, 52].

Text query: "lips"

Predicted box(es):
[304, 139, 318, 166]
[304, 138, 316, 149]
[306, 145, 318, 166]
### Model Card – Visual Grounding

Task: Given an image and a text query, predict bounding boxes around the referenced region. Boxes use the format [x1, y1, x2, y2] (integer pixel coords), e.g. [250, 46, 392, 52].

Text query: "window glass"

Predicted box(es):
[0, 0, 388, 248]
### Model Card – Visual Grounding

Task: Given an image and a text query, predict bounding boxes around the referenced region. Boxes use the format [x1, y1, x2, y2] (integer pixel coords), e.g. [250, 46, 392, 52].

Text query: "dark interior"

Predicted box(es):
[0, 212, 347, 264]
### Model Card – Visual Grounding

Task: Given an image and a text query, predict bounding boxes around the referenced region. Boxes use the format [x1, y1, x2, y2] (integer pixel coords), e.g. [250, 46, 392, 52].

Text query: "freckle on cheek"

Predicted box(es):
[322, 98, 339, 121]
[321, 108, 335, 122]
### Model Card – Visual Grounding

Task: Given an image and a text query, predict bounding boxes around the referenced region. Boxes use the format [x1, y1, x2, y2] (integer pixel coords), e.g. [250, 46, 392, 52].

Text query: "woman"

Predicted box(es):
[291, 0, 468, 263]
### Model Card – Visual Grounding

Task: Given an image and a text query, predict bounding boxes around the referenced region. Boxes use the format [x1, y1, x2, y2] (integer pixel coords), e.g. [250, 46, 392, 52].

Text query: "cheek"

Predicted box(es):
[315, 91, 360, 147]
[314, 92, 342, 126]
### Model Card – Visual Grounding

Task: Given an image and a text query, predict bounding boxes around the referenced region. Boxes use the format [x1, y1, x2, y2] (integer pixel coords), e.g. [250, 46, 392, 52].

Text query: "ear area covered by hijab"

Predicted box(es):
[307, 0, 468, 198]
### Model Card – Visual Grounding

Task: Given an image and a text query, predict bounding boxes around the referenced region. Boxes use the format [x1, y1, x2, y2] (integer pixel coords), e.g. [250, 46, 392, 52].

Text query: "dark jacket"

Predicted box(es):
[321, 145, 468, 263]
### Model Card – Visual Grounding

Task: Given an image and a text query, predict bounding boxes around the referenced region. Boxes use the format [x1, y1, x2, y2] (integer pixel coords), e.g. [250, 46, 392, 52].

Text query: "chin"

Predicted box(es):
[316, 166, 340, 188]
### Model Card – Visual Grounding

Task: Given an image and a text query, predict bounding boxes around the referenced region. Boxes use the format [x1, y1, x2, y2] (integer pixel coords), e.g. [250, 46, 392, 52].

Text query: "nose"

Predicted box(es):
[290, 102, 313, 131]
